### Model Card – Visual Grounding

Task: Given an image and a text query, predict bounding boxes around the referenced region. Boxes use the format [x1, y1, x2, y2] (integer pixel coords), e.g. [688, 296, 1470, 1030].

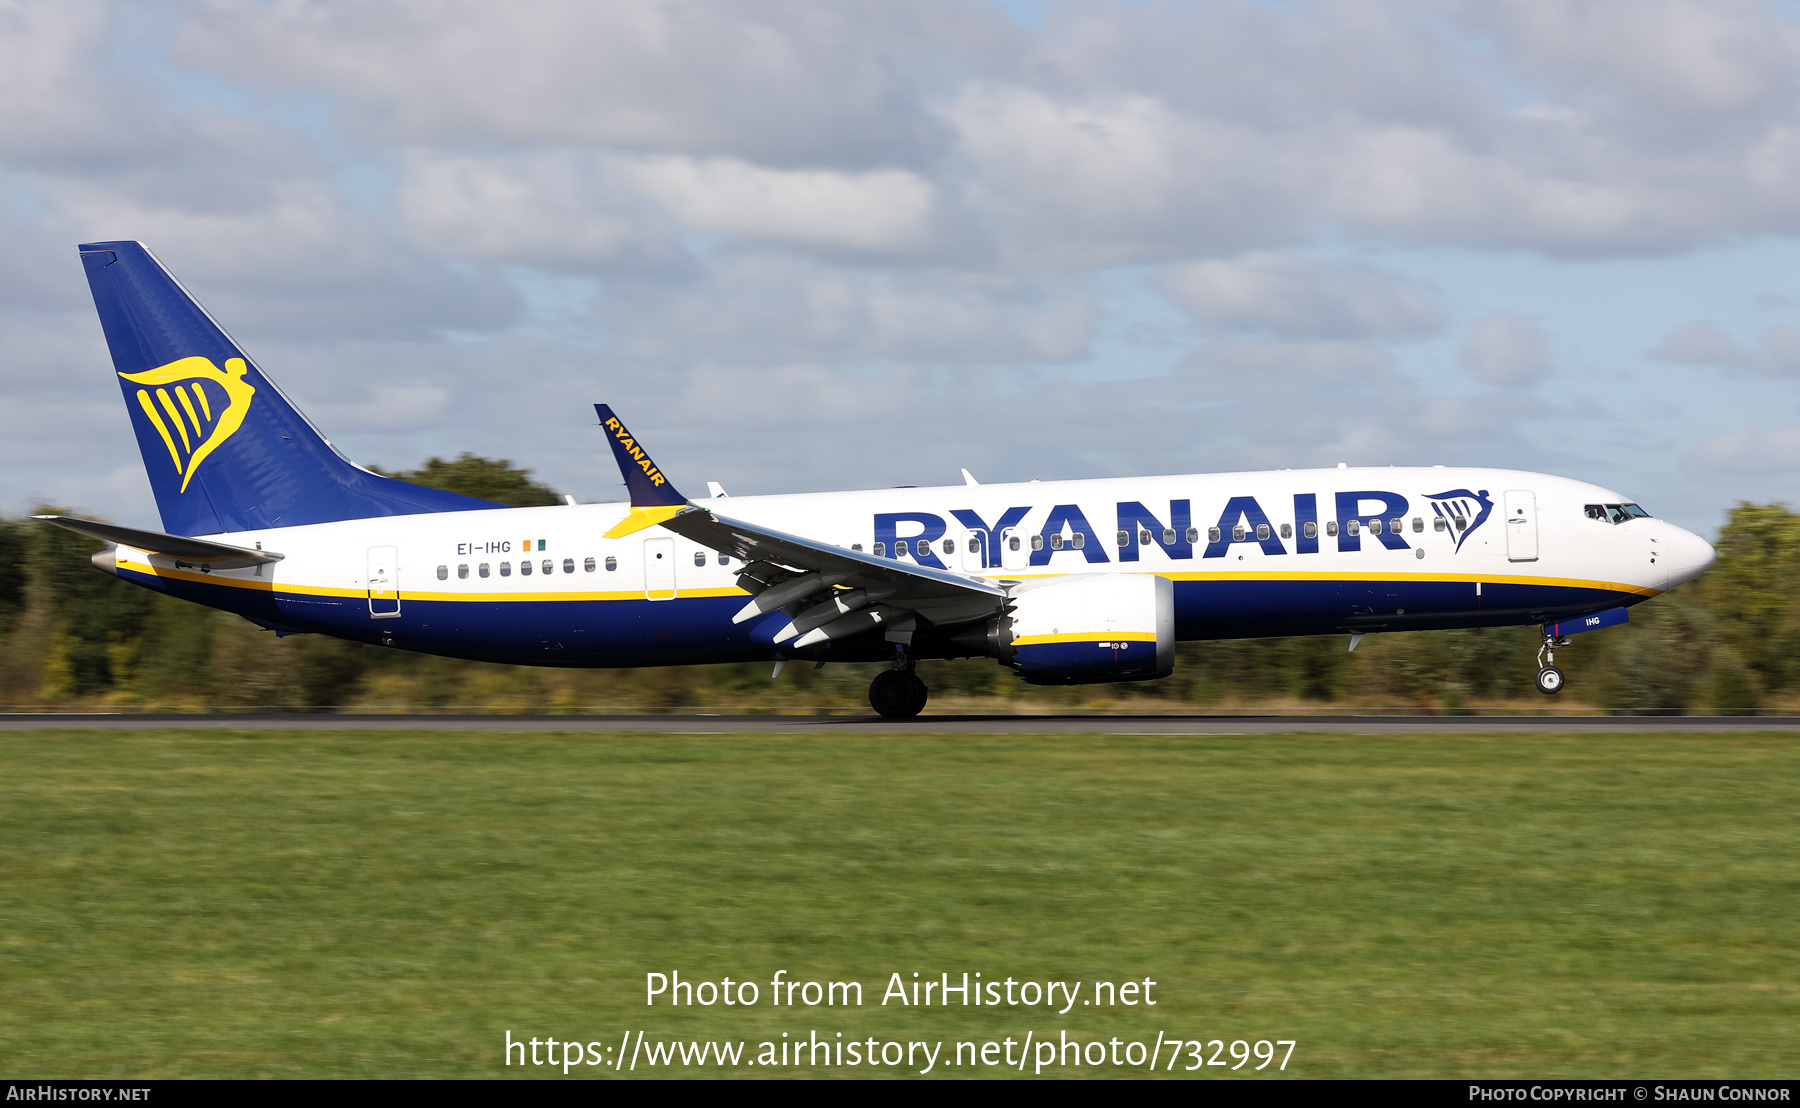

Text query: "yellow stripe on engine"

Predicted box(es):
[1012, 631, 1158, 646]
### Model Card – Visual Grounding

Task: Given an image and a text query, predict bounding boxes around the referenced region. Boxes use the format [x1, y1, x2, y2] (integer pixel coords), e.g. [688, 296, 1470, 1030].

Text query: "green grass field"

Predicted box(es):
[1, 728, 1796, 1078]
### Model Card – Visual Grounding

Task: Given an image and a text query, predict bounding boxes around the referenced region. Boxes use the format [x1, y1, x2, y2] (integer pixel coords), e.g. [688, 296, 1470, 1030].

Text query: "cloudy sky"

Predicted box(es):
[5, 0, 1800, 536]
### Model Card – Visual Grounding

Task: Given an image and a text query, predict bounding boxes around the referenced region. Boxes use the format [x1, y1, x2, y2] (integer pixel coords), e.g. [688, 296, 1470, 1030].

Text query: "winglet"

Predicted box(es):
[595, 403, 692, 537]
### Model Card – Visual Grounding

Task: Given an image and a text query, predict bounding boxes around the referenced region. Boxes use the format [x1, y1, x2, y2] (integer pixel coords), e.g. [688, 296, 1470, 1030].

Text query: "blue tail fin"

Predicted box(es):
[79, 241, 501, 535]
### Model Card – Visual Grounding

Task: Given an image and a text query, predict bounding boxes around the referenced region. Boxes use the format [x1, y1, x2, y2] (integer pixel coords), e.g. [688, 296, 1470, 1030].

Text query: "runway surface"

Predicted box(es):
[2, 712, 1797, 734]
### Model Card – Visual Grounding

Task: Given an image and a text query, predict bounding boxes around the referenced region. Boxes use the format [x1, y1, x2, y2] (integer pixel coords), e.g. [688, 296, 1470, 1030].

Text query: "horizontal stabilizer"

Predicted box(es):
[34, 515, 284, 569]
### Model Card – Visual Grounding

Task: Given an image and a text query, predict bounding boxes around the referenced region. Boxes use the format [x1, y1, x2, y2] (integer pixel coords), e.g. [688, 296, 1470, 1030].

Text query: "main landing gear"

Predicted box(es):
[1535, 629, 1569, 695]
[869, 650, 929, 719]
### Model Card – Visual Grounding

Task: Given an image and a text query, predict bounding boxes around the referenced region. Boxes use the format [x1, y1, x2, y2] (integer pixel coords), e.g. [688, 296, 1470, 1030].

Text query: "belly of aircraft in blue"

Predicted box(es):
[47, 241, 1716, 716]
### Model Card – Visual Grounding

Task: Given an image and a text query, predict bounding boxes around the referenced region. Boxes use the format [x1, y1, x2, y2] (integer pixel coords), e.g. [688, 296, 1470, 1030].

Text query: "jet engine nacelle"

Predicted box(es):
[993, 573, 1174, 685]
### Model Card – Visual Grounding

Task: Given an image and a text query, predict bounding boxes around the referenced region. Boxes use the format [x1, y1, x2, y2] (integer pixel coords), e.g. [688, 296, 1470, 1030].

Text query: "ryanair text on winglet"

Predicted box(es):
[604, 416, 667, 488]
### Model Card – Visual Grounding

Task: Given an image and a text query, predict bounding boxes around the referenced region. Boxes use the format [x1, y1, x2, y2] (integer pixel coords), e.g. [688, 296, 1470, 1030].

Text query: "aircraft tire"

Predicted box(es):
[1535, 666, 1565, 695]
[870, 670, 922, 718]
[904, 672, 929, 717]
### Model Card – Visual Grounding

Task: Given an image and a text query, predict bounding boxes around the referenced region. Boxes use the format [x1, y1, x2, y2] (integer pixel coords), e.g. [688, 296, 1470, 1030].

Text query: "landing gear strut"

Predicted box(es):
[1535, 629, 1568, 695]
[869, 649, 928, 719]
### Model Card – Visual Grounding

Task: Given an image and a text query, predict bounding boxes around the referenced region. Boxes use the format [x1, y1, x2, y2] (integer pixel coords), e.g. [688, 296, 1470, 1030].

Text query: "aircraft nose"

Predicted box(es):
[1661, 524, 1715, 590]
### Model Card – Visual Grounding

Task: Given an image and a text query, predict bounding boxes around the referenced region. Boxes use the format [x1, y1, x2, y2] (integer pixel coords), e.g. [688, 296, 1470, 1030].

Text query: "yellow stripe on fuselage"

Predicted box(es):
[116, 555, 1658, 605]
[115, 555, 748, 602]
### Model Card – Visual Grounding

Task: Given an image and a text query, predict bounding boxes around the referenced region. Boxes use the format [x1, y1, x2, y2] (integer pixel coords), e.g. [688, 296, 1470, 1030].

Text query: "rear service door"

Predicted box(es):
[643, 537, 676, 600]
[367, 546, 400, 617]
[1504, 491, 1539, 562]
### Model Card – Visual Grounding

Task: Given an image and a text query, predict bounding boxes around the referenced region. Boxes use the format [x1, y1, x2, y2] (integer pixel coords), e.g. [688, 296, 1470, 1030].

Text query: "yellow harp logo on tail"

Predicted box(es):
[119, 357, 257, 493]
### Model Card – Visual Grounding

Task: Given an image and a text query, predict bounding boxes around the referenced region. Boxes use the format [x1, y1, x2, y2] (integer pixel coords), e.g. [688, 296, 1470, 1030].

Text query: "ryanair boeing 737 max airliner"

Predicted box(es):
[40, 242, 1716, 716]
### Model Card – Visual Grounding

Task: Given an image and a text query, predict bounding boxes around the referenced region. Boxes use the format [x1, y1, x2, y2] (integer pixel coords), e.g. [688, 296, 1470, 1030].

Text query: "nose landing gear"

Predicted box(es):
[1535, 629, 1569, 695]
[869, 649, 929, 719]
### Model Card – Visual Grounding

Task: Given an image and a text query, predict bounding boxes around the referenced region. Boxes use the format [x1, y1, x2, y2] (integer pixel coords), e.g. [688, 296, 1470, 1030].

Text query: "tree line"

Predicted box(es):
[1, 455, 1793, 713]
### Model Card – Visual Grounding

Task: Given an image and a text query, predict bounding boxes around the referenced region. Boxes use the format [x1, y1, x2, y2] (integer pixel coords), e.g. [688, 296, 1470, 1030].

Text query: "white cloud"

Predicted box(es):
[395, 151, 672, 268]
[174, 0, 965, 166]
[1689, 424, 1800, 474]
[1649, 321, 1800, 377]
[1460, 314, 1556, 386]
[632, 157, 940, 256]
[1159, 253, 1445, 340]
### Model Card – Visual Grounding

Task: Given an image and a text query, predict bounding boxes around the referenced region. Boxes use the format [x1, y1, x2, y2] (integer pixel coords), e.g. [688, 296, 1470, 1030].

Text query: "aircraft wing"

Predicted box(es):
[662, 503, 1006, 645]
[34, 515, 284, 569]
[663, 503, 1005, 602]
[594, 403, 1005, 648]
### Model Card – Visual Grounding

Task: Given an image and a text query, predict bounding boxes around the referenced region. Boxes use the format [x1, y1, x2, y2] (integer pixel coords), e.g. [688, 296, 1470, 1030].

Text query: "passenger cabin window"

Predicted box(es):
[1142, 530, 1154, 545]
[718, 553, 729, 565]
[1186, 527, 1200, 543]
[542, 559, 554, 575]
[1072, 532, 1085, 549]
[479, 563, 490, 577]
[1011, 536, 1022, 551]
[457, 564, 469, 579]
[1390, 518, 1403, 534]
[1050, 534, 1064, 549]
[604, 556, 617, 572]
[564, 558, 575, 574]
[437, 565, 448, 580]
[1303, 522, 1316, 539]
[1280, 523, 1292, 539]
[1434, 516, 1447, 532]
[1347, 520, 1361, 536]
[520, 560, 532, 575]
[1325, 521, 1338, 537]
[895, 539, 910, 556]
[584, 557, 595, 572]
[1030, 534, 1044, 551]
[1208, 527, 1221, 543]
[500, 562, 512, 576]
[852, 544, 863, 552]
[1232, 525, 1246, 542]
[874, 542, 887, 557]
[1117, 530, 1130, 547]
[943, 538, 955, 554]
[1454, 516, 1467, 531]
[1162, 528, 1175, 545]
[694, 551, 706, 567]
[1256, 523, 1270, 541]
[1412, 517, 1423, 533]
[1368, 519, 1381, 535]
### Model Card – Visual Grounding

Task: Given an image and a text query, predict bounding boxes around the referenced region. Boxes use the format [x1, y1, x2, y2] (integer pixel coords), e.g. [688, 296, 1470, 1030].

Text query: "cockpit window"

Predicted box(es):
[1586, 502, 1653, 524]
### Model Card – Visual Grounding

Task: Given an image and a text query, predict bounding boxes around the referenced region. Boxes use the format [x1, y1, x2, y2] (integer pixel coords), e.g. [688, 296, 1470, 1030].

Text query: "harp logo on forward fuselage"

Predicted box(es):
[119, 356, 256, 494]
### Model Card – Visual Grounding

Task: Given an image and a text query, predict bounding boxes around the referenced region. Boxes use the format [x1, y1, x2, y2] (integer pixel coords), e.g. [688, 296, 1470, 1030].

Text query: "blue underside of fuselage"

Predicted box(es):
[122, 567, 1646, 668]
